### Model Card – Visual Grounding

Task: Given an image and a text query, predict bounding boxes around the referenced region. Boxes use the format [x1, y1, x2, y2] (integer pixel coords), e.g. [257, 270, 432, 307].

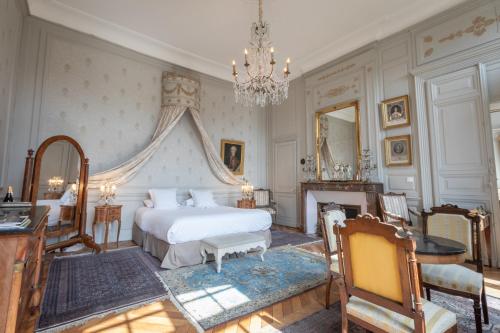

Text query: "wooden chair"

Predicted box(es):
[319, 202, 346, 309]
[254, 189, 277, 223]
[335, 214, 457, 333]
[421, 204, 488, 333]
[378, 192, 420, 230]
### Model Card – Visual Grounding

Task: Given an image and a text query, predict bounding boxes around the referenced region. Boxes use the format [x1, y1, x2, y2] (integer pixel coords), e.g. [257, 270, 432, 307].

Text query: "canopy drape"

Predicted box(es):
[89, 72, 244, 187]
[318, 115, 335, 179]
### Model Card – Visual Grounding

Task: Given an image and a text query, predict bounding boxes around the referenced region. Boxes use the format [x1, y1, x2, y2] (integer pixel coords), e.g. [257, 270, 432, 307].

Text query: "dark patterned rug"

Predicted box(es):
[37, 247, 166, 332]
[270, 229, 321, 248]
[279, 292, 500, 333]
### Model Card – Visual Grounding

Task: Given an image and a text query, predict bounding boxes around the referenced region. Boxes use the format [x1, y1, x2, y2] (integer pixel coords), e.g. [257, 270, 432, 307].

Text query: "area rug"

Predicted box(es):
[37, 247, 166, 332]
[271, 292, 500, 333]
[270, 229, 321, 248]
[156, 246, 327, 331]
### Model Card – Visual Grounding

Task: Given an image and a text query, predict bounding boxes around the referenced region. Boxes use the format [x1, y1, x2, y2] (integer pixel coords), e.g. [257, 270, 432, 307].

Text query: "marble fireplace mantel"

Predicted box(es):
[300, 181, 384, 233]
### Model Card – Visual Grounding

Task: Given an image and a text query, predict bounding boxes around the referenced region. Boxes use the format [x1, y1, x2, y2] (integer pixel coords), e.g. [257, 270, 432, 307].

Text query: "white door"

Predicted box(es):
[273, 140, 298, 227]
[426, 66, 499, 265]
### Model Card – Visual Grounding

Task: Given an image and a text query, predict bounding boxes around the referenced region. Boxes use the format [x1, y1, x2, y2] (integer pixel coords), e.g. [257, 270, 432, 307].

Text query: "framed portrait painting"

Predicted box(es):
[221, 139, 245, 175]
[381, 95, 410, 129]
[384, 135, 412, 167]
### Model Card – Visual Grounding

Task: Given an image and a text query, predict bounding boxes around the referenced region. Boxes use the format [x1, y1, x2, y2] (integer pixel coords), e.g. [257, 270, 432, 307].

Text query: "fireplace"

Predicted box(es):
[316, 202, 361, 236]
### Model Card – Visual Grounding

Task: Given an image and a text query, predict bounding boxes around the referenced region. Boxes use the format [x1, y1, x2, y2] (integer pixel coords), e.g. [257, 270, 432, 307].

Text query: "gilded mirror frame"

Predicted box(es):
[315, 100, 361, 181]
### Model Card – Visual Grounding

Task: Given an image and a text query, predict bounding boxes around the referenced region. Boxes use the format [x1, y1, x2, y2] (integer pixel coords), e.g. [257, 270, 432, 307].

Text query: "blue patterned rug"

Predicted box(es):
[156, 246, 327, 331]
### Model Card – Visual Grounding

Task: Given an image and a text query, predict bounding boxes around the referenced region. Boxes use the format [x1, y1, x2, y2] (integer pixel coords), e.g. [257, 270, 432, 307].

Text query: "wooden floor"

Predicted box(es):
[22, 226, 500, 333]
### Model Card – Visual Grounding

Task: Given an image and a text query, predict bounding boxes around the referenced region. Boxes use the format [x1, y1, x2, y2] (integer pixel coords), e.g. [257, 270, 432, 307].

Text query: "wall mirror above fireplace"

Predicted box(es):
[315, 101, 361, 181]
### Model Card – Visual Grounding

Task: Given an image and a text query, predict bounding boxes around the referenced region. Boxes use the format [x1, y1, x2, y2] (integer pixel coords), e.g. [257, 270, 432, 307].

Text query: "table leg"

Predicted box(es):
[116, 219, 121, 249]
[201, 247, 207, 264]
[216, 251, 223, 273]
[260, 244, 267, 262]
[485, 225, 492, 267]
[417, 263, 424, 297]
[104, 221, 109, 252]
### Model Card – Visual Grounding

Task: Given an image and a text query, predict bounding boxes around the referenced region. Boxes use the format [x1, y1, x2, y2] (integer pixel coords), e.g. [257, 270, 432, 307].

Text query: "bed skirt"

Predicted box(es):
[132, 223, 272, 269]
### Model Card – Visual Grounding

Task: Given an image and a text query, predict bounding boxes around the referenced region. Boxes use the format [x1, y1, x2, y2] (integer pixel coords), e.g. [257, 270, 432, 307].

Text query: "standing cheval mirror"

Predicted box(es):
[22, 135, 100, 253]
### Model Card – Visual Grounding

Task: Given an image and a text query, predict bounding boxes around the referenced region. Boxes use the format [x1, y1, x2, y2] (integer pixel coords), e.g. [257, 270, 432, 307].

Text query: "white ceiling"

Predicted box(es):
[28, 0, 466, 81]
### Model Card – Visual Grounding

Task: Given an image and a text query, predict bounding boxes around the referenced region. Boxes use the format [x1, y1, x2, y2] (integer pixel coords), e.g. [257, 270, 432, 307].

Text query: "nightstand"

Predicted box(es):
[92, 204, 122, 251]
[43, 192, 63, 199]
[237, 199, 256, 209]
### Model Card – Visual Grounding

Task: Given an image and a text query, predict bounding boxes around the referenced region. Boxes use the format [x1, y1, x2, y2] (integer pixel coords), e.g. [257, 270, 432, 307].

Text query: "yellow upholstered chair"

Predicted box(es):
[422, 204, 488, 333]
[319, 202, 346, 309]
[335, 214, 457, 333]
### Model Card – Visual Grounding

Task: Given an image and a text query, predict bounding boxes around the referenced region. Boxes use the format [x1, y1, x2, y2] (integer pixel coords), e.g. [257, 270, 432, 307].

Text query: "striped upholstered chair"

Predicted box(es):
[335, 214, 457, 333]
[253, 189, 277, 223]
[422, 204, 488, 333]
[378, 192, 419, 230]
[319, 202, 346, 309]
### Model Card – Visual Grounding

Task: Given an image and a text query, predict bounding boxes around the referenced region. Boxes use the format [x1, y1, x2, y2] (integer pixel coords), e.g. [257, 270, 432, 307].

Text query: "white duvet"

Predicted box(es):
[135, 206, 272, 244]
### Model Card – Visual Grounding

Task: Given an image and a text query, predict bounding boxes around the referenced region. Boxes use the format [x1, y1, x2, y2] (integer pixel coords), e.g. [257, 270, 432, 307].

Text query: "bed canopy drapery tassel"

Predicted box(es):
[88, 72, 244, 187]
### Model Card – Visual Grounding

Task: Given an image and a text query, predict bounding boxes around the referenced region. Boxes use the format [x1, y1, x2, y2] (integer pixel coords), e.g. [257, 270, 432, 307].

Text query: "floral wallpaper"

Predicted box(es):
[41, 36, 267, 190]
[0, 0, 23, 187]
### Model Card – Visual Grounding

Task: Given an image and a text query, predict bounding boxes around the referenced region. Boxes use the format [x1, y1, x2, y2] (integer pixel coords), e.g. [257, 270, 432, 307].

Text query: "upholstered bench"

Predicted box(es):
[200, 232, 267, 273]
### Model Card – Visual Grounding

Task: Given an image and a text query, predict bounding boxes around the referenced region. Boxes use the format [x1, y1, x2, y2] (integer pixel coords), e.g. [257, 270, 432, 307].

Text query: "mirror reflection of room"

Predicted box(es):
[36, 141, 80, 231]
[317, 103, 359, 181]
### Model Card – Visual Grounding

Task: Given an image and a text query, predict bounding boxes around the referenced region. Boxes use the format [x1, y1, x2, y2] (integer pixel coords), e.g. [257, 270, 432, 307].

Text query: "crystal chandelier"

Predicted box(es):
[232, 0, 290, 108]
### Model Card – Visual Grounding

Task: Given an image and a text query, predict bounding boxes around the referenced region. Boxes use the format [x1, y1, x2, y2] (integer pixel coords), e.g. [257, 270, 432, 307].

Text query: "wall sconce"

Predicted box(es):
[241, 178, 254, 200]
[48, 176, 64, 192]
[99, 182, 116, 205]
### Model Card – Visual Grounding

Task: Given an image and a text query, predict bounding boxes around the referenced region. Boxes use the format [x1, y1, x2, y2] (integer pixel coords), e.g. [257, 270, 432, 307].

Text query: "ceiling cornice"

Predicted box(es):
[27, 0, 233, 81]
[28, 0, 465, 81]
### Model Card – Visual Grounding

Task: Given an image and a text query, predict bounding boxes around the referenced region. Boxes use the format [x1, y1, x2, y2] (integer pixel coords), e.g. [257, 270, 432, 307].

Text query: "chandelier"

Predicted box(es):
[232, 0, 290, 108]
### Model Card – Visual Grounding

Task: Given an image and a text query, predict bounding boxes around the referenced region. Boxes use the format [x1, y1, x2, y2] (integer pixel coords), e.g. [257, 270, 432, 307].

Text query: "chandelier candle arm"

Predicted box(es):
[231, 0, 290, 107]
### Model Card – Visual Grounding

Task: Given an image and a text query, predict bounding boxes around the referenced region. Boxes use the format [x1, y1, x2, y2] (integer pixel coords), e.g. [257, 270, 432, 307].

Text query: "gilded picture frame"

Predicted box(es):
[381, 95, 410, 129]
[384, 135, 412, 167]
[220, 139, 245, 175]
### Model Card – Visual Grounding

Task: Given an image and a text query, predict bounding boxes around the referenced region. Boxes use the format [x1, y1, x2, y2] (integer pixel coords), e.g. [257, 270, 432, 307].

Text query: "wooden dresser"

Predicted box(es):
[0, 206, 49, 333]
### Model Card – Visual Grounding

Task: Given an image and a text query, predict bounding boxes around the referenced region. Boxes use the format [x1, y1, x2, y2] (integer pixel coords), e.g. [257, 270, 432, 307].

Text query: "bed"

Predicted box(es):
[133, 206, 272, 269]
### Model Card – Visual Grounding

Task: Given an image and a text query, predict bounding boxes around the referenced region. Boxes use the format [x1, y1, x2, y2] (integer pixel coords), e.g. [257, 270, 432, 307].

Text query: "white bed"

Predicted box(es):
[134, 205, 272, 268]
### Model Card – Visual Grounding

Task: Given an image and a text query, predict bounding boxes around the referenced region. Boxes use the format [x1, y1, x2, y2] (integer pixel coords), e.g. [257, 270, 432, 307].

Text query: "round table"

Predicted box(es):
[412, 232, 467, 264]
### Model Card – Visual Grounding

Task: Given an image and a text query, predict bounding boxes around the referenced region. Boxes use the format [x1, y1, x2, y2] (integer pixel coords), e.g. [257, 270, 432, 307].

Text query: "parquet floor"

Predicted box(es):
[22, 225, 500, 333]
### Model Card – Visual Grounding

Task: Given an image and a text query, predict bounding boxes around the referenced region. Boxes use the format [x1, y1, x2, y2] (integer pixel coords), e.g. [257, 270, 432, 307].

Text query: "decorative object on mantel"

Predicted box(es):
[384, 135, 412, 167]
[360, 149, 377, 182]
[231, 0, 290, 107]
[99, 182, 116, 205]
[380, 95, 411, 129]
[221, 139, 245, 175]
[88, 72, 245, 187]
[301, 155, 317, 182]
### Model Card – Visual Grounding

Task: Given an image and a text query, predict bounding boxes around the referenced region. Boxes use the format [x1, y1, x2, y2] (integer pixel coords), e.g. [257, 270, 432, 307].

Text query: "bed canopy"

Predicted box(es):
[88, 72, 244, 187]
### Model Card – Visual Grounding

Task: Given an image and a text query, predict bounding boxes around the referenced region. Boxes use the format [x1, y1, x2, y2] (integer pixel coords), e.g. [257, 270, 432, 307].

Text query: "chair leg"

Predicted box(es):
[425, 288, 431, 301]
[473, 298, 483, 333]
[325, 274, 333, 309]
[481, 288, 489, 324]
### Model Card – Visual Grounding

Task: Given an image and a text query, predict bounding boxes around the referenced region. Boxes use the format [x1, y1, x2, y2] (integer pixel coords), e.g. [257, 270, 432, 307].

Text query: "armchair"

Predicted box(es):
[254, 189, 277, 223]
[378, 192, 420, 230]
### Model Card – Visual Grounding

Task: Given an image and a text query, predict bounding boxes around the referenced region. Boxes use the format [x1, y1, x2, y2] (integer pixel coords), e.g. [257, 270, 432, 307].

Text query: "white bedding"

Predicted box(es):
[135, 206, 272, 244]
[37, 199, 61, 226]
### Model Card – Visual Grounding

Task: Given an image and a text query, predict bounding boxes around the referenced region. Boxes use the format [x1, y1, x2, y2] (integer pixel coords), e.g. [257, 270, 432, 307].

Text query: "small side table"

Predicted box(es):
[93, 205, 122, 251]
[237, 199, 256, 209]
[43, 192, 63, 200]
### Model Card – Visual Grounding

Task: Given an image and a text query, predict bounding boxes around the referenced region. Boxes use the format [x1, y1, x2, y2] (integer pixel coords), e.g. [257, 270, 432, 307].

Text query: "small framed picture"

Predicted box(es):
[384, 135, 412, 167]
[220, 139, 245, 175]
[381, 95, 410, 129]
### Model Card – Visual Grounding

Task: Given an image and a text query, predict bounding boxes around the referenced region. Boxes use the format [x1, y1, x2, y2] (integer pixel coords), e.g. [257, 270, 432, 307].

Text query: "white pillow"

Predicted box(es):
[148, 188, 179, 210]
[184, 198, 194, 207]
[143, 199, 154, 208]
[189, 189, 218, 208]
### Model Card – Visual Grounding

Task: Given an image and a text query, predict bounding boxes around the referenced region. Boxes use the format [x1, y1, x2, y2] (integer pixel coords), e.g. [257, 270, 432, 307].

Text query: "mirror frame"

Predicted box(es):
[315, 100, 361, 181]
[25, 135, 99, 253]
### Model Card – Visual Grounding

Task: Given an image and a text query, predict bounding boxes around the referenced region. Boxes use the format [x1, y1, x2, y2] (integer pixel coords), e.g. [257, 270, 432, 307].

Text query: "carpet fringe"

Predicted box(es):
[36, 295, 168, 333]
[154, 271, 205, 333]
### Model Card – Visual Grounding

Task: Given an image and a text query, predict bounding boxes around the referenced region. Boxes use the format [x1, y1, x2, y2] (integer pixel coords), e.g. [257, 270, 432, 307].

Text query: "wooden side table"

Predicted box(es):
[93, 205, 122, 251]
[237, 199, 256, 209]
[43, 192, 63, 199]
